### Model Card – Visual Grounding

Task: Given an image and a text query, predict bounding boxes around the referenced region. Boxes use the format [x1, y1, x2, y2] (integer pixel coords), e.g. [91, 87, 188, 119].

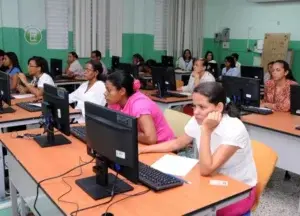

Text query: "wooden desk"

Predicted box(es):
[242, 112, 300, 212]
[141, 90, 192, 112]
[1, 129, 251, 216]
[0, 107, 81, 199]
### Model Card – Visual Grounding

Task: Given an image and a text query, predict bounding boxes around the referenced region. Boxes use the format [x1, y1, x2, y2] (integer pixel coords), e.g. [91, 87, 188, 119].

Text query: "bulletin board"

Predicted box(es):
[261, 33, 290, 71]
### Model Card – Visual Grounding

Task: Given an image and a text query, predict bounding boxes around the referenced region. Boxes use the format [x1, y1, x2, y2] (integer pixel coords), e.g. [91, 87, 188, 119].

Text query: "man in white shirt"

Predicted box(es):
[91, 50, 108, 75]
[66, 52, 84, 77]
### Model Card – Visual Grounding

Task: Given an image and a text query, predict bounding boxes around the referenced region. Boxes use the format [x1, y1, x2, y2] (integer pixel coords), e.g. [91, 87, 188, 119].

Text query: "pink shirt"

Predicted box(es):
[108, 91, 175, 143]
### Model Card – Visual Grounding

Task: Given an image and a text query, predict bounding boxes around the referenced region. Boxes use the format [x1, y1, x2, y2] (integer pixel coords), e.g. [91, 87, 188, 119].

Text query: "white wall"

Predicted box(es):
[203, 0, 300, 40]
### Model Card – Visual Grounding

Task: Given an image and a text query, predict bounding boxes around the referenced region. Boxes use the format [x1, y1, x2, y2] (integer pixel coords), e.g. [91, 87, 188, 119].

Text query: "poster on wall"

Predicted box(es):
[261, 33, 290, 72]
[24, 26, 42, 45]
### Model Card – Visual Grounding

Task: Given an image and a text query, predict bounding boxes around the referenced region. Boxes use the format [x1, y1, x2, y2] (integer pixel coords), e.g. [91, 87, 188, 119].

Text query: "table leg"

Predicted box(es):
[0, 144, 5, 200]
[10, 180, 18, 216]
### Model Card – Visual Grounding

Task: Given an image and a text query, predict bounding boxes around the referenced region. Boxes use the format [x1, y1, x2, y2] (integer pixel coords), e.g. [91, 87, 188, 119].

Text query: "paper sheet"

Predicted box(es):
[178, 92, 192, 96]
[28, 103, 42, 107]
[12, 94, 35, 99]
[151, 154, 198, 177]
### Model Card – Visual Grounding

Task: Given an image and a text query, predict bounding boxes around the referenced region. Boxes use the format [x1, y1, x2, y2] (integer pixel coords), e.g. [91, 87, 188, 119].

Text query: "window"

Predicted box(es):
[154, 0, 168, 50]
[46, 0, 69, 49]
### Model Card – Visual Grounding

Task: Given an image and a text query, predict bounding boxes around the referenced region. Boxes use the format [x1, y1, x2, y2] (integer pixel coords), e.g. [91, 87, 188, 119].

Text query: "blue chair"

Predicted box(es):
[243, 211, 251, 216]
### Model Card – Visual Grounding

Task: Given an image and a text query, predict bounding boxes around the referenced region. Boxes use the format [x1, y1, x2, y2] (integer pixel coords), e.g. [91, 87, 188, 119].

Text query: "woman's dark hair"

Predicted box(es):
[268, 61, 274, 66]
[92, 50, 101, 58]
[86, 60, 105, 81]
[193, 82, 240, 118]
[225, 56, 235, 68]
[132, 53, 144, 64]
[204, 51, 214, 61]
[4, 52, 22, 72]
[232, 53, 239, 61]
[194, 58, 208, 68]
[69, 51, 79, 59]
[0, 49, 5, 57]
[107, 71, 135, 97]
[182, 49, 192, 61]
[28, 56, 49, 74]
[274, 60, 296, 81]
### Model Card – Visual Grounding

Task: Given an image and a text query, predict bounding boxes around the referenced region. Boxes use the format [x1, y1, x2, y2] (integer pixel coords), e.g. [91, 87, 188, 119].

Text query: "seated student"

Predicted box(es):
[91, 50, 108, 75]
[179, 58, 215, 93]
[264, 61, 274, 83]
[105, 71, 175, 144]
[232, 53, 241, 72]
[221, 56, 240, 77]
[262, 60, 298, 111]
[17, 56, 55, 97]
[0, 49, 7, 72]
[65, 51, 84, 78]
[69, 60, 106, 123]
[140, 82, 257, 216]
[3, 52, 22, 92]
[204, 50, 216, 63]
[177, 49, 193, 71]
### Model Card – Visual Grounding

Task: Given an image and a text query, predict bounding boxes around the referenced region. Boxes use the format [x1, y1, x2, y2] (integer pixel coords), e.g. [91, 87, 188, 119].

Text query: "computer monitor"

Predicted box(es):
[291, 84, 300, 116]
[161, 55, 174, 67]
[111, 56, 120, 70]
[116, 63, 139, 78]
[75, 102, 138, 200]
[33, 84, 71, 148]
[0, 71, 15, 114]
[241, 66, 264, 85]
[222, 76, 260, 107]
[151, 66, 176, 97]
[207, 63, 219, 79]
[50, 59, 63, 79]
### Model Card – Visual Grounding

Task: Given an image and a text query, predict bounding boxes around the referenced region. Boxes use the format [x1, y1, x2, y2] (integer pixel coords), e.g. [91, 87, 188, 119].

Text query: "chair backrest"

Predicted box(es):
[164, 109, 191, 137]
[176, 80, 184, 89]
[251, 140, 278, 210]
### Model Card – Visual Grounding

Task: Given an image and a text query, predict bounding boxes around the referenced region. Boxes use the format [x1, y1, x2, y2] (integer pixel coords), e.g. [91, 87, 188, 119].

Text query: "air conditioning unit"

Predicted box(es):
[248, 0, 300, 2]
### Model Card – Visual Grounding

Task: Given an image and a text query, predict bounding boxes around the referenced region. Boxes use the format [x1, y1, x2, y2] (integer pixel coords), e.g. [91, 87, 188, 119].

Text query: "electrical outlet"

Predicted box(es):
[222, 42, 230, 49]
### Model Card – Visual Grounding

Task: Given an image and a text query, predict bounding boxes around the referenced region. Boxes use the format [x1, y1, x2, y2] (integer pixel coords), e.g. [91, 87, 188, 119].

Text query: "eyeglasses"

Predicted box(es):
[85, 68, 94, 72]
[28, 65, 38, 68]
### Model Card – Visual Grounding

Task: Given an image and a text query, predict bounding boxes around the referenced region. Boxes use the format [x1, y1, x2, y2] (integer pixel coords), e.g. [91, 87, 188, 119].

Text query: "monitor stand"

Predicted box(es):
[76, 158, 134, 200]
[0, 98, 15, 114]
[34, 123, 71, 148]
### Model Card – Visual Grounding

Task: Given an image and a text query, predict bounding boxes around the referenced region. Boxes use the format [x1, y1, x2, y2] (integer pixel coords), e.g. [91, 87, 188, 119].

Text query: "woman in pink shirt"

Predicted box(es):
[105, 71, 175, 144]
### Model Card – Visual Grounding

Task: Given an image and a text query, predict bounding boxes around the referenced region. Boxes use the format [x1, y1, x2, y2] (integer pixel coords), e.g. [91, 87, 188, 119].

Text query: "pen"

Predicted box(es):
[167, 174, 191, 184]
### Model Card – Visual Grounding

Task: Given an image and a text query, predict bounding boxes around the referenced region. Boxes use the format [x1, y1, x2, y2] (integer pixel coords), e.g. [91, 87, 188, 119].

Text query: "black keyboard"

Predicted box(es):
[139, 162, 183, 191]
[151, 92, 188, 98]
[70, 126, 86, 143]
[241, 106, 273, 115]
[16, 102, 42, 112]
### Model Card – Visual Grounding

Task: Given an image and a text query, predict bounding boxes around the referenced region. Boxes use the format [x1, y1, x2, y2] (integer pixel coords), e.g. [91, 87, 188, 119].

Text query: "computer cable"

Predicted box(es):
[33, 157, 95, 216]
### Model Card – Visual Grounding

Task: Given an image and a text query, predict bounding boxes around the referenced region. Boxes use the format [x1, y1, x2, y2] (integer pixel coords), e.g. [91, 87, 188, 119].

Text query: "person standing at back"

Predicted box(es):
[177, 49, 194, 71]
[65, 51, 84, 78]
[3, 52, 22, 92]
[91, 50, 108, 75]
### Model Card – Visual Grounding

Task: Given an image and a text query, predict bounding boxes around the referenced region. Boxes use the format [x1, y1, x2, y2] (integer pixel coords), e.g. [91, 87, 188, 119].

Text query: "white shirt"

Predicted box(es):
[31, 73, 55, 88]
[264, 72, 271, 84]
[221, 67, 240, 77]
[208, 60, 217, 63]
[236, 61, 241, 74]
[177, 57, 193, 71]
[184, 115, 257, 186]
[182, 71, 215, 93]
[69, 81, 106, 123]
[69, 60, 84, 76]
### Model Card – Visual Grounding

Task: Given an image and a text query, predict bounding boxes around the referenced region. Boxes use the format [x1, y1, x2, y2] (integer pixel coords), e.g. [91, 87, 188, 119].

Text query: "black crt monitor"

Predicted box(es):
[241, 66, 264, 85]
[151, 66, 176, 97]
[111, 56, 120, 70]
[291, 84, 300, 116]
[116, 63, 139, 78]
[34, 84, 71, 148]
[207, 63, 219, 79]
[50, 59, 63, 78]
[222, 76, 260, 107]
[161, 55, 174, 67]
[0, 71, 15, 114]
[76, 102, 138, 200]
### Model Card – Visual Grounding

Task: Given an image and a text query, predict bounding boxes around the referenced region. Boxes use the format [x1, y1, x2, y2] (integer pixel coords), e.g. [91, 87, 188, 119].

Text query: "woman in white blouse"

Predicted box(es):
[140, 82, 257, 216]
[177, 49, 193, 71]
[69, 60, 106, 123]
[204, 51, 216, 63]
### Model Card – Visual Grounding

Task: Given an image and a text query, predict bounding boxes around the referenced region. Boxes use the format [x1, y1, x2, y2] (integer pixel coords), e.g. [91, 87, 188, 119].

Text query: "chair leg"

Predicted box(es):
[284, 171, 291, 181]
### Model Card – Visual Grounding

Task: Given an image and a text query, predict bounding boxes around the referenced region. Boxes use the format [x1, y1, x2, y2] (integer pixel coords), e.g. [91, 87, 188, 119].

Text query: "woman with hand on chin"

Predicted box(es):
[140, 82, 257, 216]
[262, 60, 297, 111]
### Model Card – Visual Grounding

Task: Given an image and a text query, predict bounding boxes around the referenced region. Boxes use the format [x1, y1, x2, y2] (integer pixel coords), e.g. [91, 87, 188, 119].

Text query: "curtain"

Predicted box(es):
[167, 0, 204, 59]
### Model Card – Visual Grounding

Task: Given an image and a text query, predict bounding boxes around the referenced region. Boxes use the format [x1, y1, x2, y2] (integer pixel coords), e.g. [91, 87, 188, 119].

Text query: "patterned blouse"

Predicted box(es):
[263, 79, 298, 112]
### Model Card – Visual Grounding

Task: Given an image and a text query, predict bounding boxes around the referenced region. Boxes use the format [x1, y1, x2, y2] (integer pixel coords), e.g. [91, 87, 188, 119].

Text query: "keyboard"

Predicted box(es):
[151, 91, 188, 98]
[16, 102, 42, 112]
[241, 106, 273, 115]
[139, 162, 183, 191]
[70, 126, 86, 143]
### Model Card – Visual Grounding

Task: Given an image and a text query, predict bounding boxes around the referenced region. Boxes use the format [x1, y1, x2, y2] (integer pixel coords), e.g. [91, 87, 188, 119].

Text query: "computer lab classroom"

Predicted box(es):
[1, 0, 300, 215]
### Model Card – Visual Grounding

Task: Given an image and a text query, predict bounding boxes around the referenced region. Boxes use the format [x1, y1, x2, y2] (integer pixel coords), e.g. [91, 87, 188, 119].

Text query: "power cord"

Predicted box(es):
[33, 157, 95, 216]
